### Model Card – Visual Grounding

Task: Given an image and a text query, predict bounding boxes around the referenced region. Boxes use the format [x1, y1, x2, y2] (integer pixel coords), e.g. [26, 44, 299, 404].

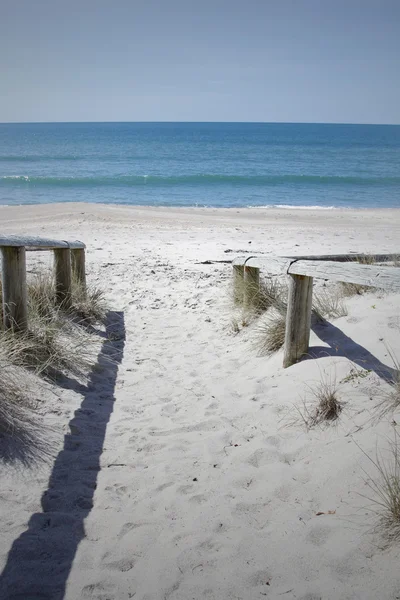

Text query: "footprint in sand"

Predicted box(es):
[233, 501, 270, 529]
[274, 483, 294, 502]
[177, 484, 194, 495]
[188, 494, 208, 504]
[246, 569, 273, 588]
[306, 524, 333, 547]
[154, 481, 174, 493]
[117, 521, 147, 540]
[102, 557, 136, 572]
[82, 581, 116, 599]
[247, 448, 278, 468]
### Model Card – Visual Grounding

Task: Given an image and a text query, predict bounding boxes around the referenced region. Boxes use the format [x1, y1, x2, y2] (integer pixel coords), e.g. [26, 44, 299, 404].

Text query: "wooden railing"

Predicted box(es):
[232, 253, 400, 368]
[0, 236, 86, 331]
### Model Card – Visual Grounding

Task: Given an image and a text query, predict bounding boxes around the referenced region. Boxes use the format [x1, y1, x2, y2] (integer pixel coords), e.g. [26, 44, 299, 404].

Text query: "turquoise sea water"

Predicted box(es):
[0, 122, 399, 209]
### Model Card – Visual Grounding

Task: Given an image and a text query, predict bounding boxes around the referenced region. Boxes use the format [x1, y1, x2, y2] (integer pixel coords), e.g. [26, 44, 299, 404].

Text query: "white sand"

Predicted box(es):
[0, 203, 400, 600]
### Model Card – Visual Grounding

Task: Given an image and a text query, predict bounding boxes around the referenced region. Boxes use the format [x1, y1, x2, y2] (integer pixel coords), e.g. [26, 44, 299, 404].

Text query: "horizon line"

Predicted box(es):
[1, 120, 399, 126]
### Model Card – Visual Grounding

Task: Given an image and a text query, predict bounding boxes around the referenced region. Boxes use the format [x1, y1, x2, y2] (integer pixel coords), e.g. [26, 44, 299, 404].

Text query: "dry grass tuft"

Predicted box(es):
[339, 281, 373, 297]
[252, 308, 286, 355]
[0, 353, 53, 465]
[0, 270, 105, 464]
[255, 277, 287, 313]
[296, 370, 342, 429]
[230, 317, 240, 334]
[232, 274, 287, 350]
[233, 274, 287, 314]
[0, 360, 31, 437]
[313, 287, 348, 320]
[357, 255, 377, 265]
[0, 319, 95, 380]
[70, 276, 107, 324]
[373, 347, 400, 419]
[0, 271, 102, 380]
[27, 271, 56, 320]
[358, 431, 400, 541]
[0, 279, 3, 329]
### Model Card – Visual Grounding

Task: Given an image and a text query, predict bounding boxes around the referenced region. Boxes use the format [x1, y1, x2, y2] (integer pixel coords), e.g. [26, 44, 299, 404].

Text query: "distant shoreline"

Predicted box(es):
[1, 201, 400, 213]
[2, 202, 399, 212]
[1, 121, 400, 126]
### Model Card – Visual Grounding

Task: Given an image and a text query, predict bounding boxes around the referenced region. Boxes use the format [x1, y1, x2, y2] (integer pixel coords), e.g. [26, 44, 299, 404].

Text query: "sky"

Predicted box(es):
[1, 0, 399, 124]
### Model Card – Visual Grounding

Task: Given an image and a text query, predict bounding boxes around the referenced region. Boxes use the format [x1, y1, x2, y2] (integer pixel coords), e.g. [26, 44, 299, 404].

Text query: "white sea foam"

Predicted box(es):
[249, 204, 339, 210]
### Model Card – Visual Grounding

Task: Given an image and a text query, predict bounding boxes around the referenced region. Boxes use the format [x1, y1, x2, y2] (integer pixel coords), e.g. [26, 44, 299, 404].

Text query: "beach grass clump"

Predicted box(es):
[374, 347, 400, 420]
[313, 287, 348, 320]
[0, 271, 101, 380]
[232, 272, 288, 347]
[357, 255, 377, 265]
[297, 370, 342, 429]
[339, 281, 374, 297]
[359, 431, 400, 541]
[233, 272, 287, 313]
[255, 277, 287, 313]
[0, 357, 31, 439]
[252, 307, 286, 355]
[0, 349, 49, 464]
[26, 270, 107, 325]
[0, 313, 95, 380]
[0, 279, 3, 329]
[70, 275, 107, 325]
[27, 271, 56, 320]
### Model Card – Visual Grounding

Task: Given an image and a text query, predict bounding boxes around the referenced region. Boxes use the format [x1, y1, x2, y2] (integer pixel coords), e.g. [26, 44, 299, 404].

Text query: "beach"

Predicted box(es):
[1, 202, 400, 600]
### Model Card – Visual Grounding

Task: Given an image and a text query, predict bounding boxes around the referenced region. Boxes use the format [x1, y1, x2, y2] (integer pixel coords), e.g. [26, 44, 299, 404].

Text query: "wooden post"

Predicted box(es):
[244, 265, 260, 308]
[233, 265, 244, 305]
[54, 248, 72, 307]
[1, 246, 28, 331]
[283, 274, 313, 368]
[71, 248, 86, 294]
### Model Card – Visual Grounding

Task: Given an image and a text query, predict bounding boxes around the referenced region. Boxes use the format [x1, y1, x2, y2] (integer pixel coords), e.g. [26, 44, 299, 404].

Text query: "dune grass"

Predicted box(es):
[233, 274, 287, 313]
[0, 349, 54, 464]
[296, 369, 343, 429]
[250, 282, 347, 357]
[312, 287, 348, 320]
[339, 281, 373, 297]
[0, 270, 106, 379]
[358, 431, 400, 542]
[373, 347, 400, 420]
[0, 357, 32, 438]
[252, 307, 286, 355]
[70, 274, 107, 325]
[0, 269, 106, 463]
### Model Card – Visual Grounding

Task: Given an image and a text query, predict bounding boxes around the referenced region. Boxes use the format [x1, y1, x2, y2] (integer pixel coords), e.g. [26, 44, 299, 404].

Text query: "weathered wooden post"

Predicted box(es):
[54, 248, 72, 307]
[71, 248, 86, 294]
[283, 274, 313, 368]
[1, 246, 28, 331]
[233, 264, 244, 305]
[244, 265, 260, 308]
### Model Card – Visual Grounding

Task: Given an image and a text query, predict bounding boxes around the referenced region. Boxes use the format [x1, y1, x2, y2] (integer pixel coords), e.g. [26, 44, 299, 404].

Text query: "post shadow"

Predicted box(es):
[0, 311, 125, 600]
[303, 317, 397, 384]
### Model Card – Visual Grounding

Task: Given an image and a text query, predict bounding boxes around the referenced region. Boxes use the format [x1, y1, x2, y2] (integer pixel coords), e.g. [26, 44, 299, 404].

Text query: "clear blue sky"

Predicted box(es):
[1, 0, 399, 124]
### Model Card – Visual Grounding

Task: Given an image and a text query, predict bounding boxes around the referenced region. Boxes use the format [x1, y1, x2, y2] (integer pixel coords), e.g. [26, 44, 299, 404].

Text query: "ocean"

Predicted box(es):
[0, 122, 399, 209]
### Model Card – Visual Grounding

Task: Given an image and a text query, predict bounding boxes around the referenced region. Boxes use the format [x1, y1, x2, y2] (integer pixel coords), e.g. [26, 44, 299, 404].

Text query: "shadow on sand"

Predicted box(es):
[304, 318, 397, 384]
[0, 311, 125, 600]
